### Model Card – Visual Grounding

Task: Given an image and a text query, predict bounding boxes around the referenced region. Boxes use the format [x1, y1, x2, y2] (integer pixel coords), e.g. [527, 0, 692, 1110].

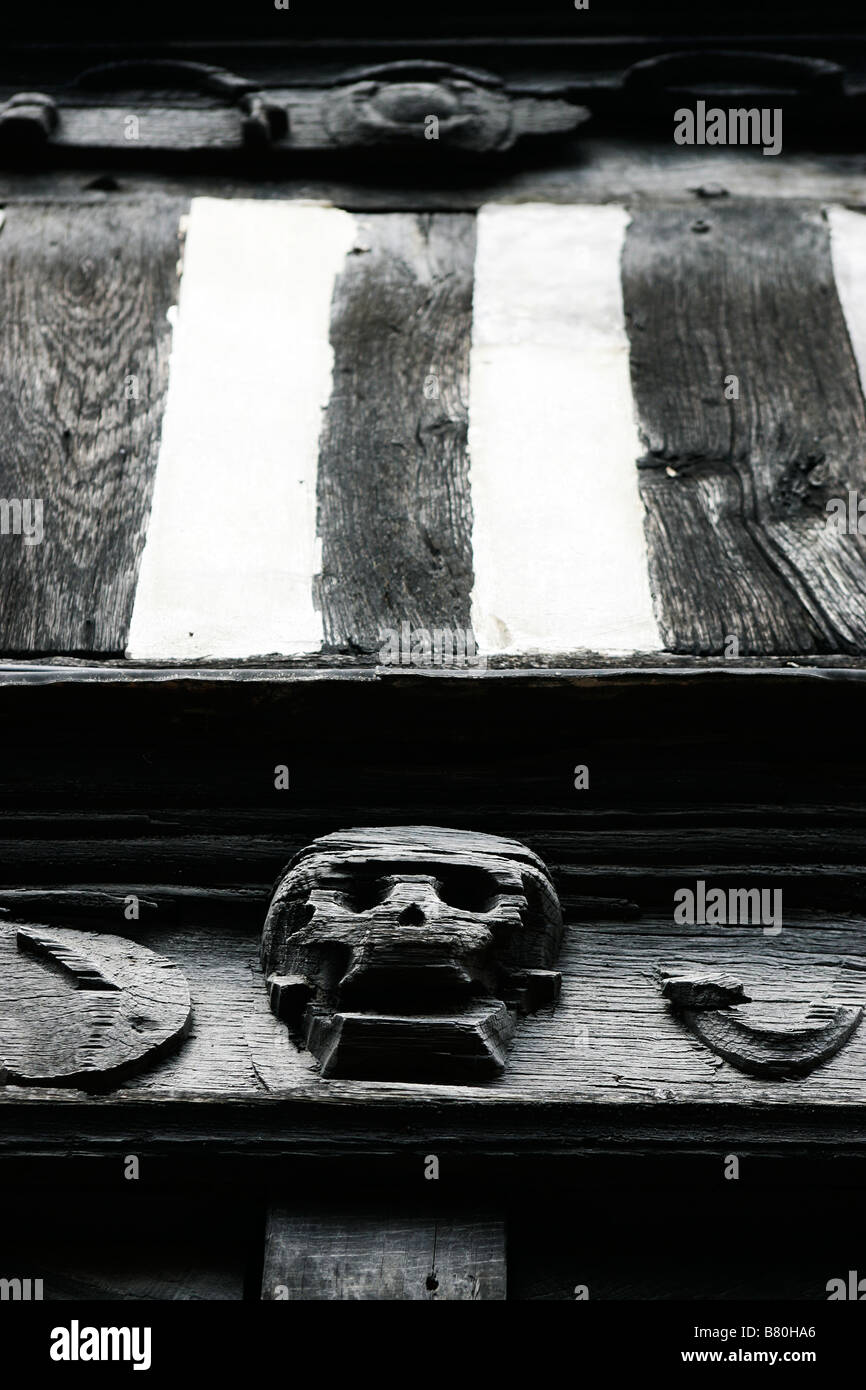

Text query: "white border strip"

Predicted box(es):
[828, 205, 866, 402]
[468, 203, 661, 655]
[126, 198, 356, 660]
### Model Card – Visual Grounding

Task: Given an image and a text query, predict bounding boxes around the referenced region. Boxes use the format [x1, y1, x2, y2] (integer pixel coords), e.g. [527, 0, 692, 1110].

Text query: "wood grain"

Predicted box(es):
[622, 203, 866, 655]
[0, 909, 864, 1115]
[0, 923, 191, 1085]
[315, 213, 476, 652]
[261, 1208, 505, 1300]
[0, 201, 182, 655]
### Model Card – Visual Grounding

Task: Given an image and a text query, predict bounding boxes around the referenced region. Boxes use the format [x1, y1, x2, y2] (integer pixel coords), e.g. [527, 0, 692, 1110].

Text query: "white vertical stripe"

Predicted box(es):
[468, 203, 662, 655]
[126, 198, 356, 660]
[828, 205, 866, 401]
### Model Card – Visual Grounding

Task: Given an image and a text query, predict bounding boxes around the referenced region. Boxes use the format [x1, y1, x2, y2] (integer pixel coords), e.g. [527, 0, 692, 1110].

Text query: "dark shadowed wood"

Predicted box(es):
[0, 923, 191, 1085]
[0, 201, 182, 655]
[305, 1001, 516, 1081]
[315, 214, 476, 652]
[622, 203, 866, 655]
[0, 1188, 250, 1301]
[3, 1251, 244, 1302]
[28, 1265, 244, 1302]
[261, 1208, 506, 1300]
[4, 138, 866, 212]
[509, 1184, 866, 1301]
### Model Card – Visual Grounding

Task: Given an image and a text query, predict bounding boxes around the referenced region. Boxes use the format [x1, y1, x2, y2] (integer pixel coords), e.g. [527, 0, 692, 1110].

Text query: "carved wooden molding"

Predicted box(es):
[0, 59, 588, 163]
[261, 826, 563, 1082]
[321, 61, 586, 153]
[660, 970, 864, 1078]
[0, 923, 192, 1086]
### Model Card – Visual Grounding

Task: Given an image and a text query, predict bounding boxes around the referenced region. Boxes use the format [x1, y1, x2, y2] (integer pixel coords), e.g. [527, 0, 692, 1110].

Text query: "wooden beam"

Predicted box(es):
[261, 1208, 506, 1300]
[622, 203, 866, 655]
[315, 212, 477, 653]
[0, 201, 181, 655]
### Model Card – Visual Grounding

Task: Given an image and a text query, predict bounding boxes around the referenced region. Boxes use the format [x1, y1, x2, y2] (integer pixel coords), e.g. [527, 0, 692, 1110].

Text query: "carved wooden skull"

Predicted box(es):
[324, 64, 514, 152]
[261, 826, 563, 1082]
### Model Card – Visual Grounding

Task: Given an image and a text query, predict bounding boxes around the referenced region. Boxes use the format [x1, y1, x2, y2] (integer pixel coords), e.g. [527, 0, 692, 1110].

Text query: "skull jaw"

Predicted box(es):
[302, 1000, 516, 1082]
[266, 963, 561, 1084]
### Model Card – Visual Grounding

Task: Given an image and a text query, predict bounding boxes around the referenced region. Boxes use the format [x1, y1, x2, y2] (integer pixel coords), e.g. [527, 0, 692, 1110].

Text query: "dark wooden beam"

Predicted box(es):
[261, 1207, 506, 1300]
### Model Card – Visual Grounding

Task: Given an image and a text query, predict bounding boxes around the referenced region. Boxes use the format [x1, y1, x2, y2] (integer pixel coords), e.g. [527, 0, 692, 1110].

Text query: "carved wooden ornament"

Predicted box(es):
[261, 827, 563, 1082]
[0, 923, 192, 1086]
[323, 62, 588, 154]
[659, 969, 863, 1078]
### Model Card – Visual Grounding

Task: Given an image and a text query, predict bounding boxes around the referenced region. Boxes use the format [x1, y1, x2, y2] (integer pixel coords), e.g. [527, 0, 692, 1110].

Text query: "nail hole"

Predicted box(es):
[85, 174, 121, 192]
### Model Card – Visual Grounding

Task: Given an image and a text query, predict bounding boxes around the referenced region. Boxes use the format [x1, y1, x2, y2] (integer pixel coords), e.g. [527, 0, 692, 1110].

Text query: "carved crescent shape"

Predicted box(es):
[659, 969, 864, 1078]
[0, 924, 192, 1087]
[679, 1001, 863, 1079]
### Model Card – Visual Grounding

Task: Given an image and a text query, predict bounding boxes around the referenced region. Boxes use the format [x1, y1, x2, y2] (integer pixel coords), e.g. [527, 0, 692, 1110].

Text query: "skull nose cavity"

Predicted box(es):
[397, 903, 426, 927]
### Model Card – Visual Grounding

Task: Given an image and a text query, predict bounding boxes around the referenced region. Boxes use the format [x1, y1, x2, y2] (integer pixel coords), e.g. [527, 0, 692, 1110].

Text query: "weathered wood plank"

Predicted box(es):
[315, 213, 476, 652]
[0, 913, 864, 1111]
[5, 835, 866, 915]
[261, 1208, 506, 1300]
[5, 141, 866, 212]
[622, 203, 866, 654]
[0, 201, 181, 655]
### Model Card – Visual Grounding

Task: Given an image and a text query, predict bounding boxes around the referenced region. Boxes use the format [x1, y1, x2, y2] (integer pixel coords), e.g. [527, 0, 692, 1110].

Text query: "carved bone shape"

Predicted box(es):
[0, 924, 192, 1087]
[262, 826, 563, 1083]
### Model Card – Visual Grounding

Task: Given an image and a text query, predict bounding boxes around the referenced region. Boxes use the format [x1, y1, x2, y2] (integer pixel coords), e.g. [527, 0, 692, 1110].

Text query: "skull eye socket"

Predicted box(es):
[308, 865, 508, 916]
[341, 876, 388, 913]
[427, 867, 501, 914]
[354, 866, 503, 914]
